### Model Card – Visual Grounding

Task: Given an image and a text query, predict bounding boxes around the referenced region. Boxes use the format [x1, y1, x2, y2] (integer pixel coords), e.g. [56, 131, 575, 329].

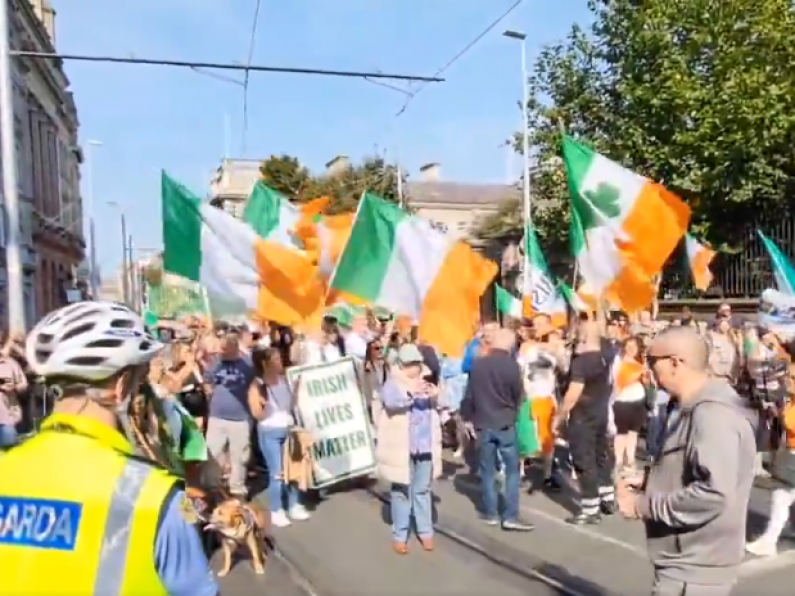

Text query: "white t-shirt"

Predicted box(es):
[344, 332, 368, 361]
[518, 345, 557, 398]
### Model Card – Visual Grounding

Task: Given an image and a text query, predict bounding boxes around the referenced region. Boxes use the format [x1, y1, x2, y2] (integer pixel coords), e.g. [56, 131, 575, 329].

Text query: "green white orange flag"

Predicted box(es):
[559, 282, 591, 312]
[160, 172, 321, 327]
[521, 222, 568, 327]
[243, 183, 328, 248]
[495, 284, 522, 318]
[294, 212, 355, 279]
[329, 192, 497, 356]
[563, 135, 690, 312]
[684, 234, 715, 291]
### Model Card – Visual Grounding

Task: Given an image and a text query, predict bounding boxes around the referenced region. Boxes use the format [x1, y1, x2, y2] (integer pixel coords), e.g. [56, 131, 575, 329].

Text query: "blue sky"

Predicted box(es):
[56, 0, 591, 278]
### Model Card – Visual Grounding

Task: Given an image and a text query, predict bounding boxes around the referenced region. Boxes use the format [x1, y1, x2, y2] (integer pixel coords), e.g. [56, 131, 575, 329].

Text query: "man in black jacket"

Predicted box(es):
[461, 328, 533, 531]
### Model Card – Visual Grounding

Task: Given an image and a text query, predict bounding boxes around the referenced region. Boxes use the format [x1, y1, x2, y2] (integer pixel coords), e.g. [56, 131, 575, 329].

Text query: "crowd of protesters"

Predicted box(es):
[4, 299, 795, 595]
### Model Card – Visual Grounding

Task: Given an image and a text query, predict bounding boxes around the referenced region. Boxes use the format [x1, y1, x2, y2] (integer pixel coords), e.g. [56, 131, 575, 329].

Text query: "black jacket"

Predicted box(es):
[460, 348, 523, 431]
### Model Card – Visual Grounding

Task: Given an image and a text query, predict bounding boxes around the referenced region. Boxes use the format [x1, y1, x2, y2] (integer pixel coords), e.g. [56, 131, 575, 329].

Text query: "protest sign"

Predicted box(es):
[287, 357, 376, 488]
[760, 288, 795, 340]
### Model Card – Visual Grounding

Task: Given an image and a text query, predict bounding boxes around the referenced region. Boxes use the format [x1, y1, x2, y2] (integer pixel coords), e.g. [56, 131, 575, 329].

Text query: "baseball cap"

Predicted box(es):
[397, 344, 431, 376]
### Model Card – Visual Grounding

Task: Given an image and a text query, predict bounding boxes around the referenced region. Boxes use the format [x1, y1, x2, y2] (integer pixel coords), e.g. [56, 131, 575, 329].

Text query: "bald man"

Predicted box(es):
[616, 327, 757, 596]
[556, 318, 616, 524]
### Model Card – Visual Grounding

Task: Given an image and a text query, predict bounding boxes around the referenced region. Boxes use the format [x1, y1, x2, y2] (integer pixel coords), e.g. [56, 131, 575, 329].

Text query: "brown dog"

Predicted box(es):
[205, 498, 270, 577]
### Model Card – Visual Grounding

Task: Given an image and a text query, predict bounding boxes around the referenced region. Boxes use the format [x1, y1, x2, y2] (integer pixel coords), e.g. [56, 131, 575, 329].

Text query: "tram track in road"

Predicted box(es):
[359, 484, 619, 596]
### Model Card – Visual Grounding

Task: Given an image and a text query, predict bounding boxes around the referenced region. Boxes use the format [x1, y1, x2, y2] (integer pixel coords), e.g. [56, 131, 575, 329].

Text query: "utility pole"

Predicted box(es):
[503, 29, 531, 297]
[0, 0, 25, 333]
[127, 235, 136, 310]
[86, 140, 103, 298]
[108, 201, 129, 305]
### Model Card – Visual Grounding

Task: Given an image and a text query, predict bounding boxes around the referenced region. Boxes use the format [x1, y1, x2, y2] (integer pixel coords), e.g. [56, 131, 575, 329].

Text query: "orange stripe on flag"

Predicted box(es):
[620, 182, 690, 277]
[606, 242, 657, 313]
[691, 245, 715, 291]
[254, 239, 324, 327]
[418, 243, 497, 357]
[522, 296, 533, 319]
[299, 196, 330, 217]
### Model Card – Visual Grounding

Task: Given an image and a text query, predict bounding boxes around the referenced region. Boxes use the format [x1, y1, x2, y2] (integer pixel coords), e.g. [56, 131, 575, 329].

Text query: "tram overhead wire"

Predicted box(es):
[9, 51, 445, 83]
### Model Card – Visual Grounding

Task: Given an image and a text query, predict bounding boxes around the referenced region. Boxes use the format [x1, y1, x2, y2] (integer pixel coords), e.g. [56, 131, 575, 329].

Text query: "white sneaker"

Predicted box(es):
[271, 510, 291, 528]
[288, 504, 311, 521]
[746, 538, 777, 557]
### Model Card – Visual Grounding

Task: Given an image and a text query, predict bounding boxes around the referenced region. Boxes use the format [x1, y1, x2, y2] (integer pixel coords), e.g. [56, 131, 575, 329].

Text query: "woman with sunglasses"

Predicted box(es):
[363, 339, 388, 422]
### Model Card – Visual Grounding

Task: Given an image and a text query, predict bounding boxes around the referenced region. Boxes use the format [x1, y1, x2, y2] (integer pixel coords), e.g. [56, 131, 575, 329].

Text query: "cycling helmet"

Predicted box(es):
[26, 300, 164, 382]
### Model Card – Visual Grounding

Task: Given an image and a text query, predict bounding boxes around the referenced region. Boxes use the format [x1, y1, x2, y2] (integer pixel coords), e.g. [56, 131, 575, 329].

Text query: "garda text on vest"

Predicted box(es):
[0, 496, 81, 550]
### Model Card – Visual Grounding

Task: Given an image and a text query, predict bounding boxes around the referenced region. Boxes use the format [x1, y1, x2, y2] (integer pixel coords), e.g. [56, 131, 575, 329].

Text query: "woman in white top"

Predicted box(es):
[611, 336, 647, 472]
[248, 347, 310, 527]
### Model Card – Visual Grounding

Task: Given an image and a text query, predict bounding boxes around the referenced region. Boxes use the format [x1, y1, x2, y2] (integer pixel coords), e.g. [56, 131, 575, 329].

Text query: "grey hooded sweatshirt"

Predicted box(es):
[637, 379, 758, 586]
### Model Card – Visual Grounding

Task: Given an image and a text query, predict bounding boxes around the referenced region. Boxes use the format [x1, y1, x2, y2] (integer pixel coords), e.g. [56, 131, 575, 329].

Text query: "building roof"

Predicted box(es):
[209, 159, 261, 200]
[407, 181, 520, 208]
[210, 158, 524, 210]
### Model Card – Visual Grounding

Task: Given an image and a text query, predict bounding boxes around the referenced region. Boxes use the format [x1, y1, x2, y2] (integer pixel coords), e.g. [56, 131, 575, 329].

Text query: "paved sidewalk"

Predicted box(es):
[432, 453, 795, 595]
[211, 546, 310, 596]
[268, 489, 570, 596]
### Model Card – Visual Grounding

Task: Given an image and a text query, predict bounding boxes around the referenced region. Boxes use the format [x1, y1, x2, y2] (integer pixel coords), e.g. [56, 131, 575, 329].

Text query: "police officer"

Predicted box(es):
[0, 301, 218, 596]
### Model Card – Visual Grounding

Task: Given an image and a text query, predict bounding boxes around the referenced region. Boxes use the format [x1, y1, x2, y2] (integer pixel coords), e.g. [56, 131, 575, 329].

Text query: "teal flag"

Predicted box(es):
[758, 229, 795, 295]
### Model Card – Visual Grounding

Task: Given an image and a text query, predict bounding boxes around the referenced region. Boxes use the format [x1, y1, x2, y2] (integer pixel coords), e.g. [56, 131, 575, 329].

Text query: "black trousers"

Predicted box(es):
[567, 403, 614, 513]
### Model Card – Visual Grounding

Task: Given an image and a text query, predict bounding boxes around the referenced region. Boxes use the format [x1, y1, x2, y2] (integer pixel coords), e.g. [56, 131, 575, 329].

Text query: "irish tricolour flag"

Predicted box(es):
[329, 192, 497, 356]
[522, 222, 568, 327]
[758, 229, 795, 296]
[495, 284, 522, 318]
[684, 234, 715, 292]
[563, 136, 689, 312]
[161, 172, 321, 326]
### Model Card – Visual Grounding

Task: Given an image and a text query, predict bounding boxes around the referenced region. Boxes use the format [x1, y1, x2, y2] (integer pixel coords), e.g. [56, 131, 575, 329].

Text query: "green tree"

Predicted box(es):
[521, 0, 795, 250]
[259, 154, 311, 197]
[259, 154, 407, 213]
[470, 157, 571, 263]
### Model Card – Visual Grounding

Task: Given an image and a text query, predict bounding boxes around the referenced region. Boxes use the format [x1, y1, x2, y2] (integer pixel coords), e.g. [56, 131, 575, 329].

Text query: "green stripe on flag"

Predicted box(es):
[495, 284, 520, 317]
[330, 192, 408, 302]
[758, 229, 795, 295]
[243, 182, 284, 238]
[161, 171, 203, 282]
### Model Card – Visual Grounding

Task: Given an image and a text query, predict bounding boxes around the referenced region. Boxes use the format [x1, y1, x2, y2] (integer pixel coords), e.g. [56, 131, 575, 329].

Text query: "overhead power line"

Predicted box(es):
[240, 0, 263, 154]
[10, 51, 445, 82]
[395, 0, 524, 116]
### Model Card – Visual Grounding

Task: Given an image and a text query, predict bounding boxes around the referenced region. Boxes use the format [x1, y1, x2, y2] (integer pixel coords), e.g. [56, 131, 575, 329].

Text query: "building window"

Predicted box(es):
[430, 220, 448, 234]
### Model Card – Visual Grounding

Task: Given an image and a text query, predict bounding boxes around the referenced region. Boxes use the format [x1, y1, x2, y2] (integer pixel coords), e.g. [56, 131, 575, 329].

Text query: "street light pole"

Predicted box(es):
[503, 29, 531, 294]
[107, 201, 129, 305]
[127, 235, 137, 311]
[86, 140, 102, 298]
[0, 0, 25, 333]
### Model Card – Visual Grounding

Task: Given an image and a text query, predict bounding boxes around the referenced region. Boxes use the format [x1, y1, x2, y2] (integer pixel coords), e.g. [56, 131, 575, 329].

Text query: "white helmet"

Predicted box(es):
[26, 300, 164, 382]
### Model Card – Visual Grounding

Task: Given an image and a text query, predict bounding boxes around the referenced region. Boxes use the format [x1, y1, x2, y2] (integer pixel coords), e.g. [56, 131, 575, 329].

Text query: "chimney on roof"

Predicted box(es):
[325, 155, 349, 177]
[419, 162, 441, 182]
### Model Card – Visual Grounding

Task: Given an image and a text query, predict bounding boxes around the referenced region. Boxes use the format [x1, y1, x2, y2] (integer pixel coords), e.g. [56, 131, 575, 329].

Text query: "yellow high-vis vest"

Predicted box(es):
[0, 413, 180, 596]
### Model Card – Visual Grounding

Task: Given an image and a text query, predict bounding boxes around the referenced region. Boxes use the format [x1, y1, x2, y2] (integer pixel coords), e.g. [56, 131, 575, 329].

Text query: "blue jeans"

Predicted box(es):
[257, 426, 299, 513]
[0, 424, 17, 448]
[390, 454, 433, 542]
[477, 427, 520, 521]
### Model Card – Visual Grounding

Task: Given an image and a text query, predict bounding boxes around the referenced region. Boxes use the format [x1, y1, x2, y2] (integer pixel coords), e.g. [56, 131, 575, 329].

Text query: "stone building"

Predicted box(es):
[8, 0, 84, 323]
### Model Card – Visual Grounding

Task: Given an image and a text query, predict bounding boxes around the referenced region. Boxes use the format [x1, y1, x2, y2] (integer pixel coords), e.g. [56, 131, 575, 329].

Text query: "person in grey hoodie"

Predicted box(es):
[616, 326, 758, 596]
